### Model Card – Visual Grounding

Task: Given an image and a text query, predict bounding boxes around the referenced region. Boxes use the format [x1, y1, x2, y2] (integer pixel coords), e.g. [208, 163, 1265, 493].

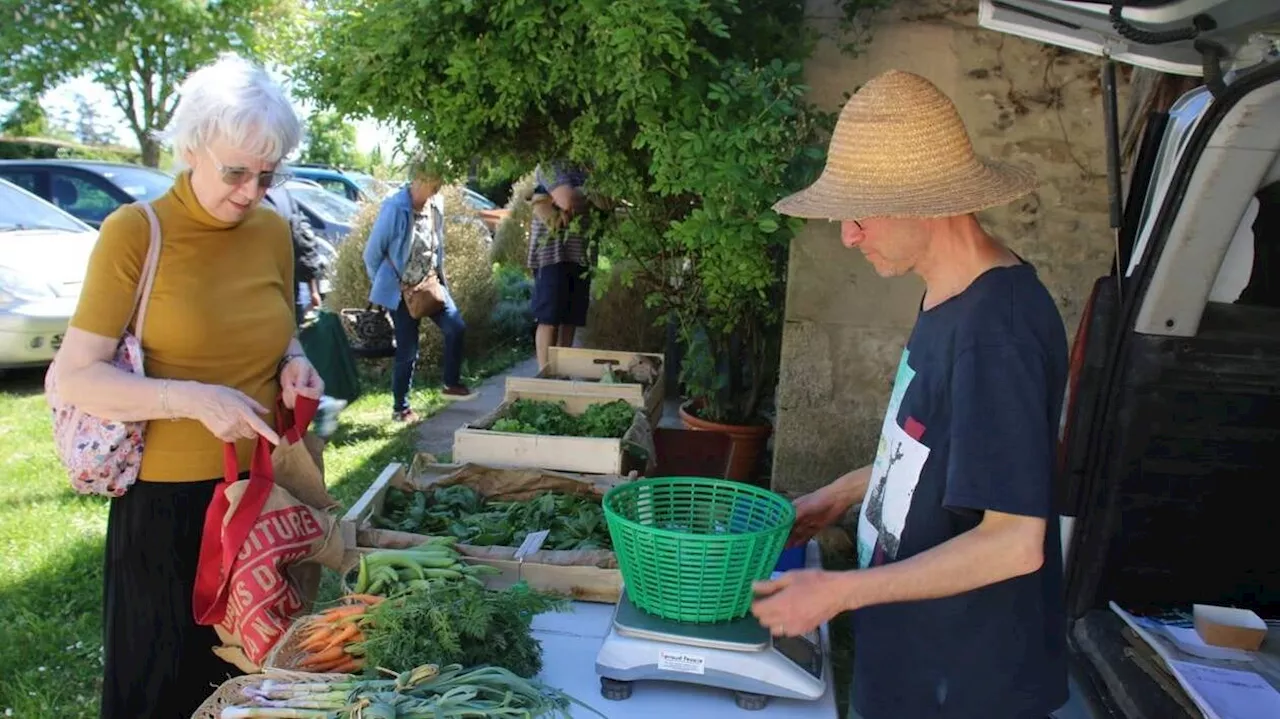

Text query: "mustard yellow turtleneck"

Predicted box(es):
[70, 170, 297, 482]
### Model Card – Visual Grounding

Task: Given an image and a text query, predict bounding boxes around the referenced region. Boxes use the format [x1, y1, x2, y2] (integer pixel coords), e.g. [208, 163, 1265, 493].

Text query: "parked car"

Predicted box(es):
[980, 3, 1280, 719]
[290, 164, 371, 203]
[286, 178, 360, 246]
[0, 159, 174, 229]
[0, 179, 100, 371]
[461, 186, 511, 233]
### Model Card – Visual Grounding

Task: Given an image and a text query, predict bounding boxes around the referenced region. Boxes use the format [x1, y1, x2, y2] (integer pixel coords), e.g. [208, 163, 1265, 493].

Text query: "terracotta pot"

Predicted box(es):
[678, 401, 772, 486]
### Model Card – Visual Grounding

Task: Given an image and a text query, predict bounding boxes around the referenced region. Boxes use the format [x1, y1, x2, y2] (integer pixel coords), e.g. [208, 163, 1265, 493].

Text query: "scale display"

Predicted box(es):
[773, 635, 822, 679]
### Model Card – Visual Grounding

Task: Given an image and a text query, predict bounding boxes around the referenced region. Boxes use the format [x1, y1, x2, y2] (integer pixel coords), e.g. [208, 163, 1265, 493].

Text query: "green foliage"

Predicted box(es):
[301, 110, 361, 168]
[361, 580, 565, 678]
[300, 0, 880, 425]
[0, 0, 305, 166]
[1, 97, 52, 137]
[374, 485, 613, 551]
[492, 398, 636, 439]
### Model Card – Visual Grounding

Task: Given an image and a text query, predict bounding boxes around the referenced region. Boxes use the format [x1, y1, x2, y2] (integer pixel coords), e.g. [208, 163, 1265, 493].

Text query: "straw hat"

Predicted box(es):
[774, 70, 1037, 220]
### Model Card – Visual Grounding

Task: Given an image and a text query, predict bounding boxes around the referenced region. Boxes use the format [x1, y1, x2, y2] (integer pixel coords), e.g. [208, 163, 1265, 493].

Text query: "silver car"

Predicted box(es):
[0, 179, 99, 370]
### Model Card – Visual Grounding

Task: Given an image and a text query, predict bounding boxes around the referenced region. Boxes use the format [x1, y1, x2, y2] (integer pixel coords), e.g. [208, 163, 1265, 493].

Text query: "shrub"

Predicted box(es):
[489, 172, 536, 270]
[325, 185, 505, 378]
[583, 260, 666, 354]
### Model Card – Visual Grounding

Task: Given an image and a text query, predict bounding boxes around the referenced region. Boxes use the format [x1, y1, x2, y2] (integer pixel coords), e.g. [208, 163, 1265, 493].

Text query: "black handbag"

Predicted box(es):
[339, 305, 396, 358]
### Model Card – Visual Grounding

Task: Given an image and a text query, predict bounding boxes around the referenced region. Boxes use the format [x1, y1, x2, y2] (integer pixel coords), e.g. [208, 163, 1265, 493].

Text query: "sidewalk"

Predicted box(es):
[416, 356, 540, 457]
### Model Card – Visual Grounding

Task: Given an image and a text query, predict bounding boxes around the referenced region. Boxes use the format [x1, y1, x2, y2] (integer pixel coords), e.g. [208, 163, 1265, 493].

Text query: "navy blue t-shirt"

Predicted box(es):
[851, 263, 1069, 719]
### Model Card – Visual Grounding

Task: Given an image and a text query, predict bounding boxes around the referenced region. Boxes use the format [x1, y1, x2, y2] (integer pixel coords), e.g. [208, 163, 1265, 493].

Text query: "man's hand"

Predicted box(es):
[750, 570, 852, 637]
[788, 485, 854, 548]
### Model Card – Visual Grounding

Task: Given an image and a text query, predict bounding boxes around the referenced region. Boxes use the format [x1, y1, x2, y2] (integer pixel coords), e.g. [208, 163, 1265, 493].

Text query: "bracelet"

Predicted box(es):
[277, 353, 306, 380]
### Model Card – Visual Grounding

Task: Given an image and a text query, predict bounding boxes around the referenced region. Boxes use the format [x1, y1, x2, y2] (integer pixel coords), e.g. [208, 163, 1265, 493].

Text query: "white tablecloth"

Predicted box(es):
[531, 600, 839, 718]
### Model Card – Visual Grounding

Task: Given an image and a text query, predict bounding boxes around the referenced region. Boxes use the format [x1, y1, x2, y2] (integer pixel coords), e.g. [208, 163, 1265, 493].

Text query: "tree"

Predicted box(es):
[297, 0, 883, 426]
[0, 0, 305, 166]
[72, 93, 118, 146]
[301, 111, 360, 168]
[1, 96, 52, 137]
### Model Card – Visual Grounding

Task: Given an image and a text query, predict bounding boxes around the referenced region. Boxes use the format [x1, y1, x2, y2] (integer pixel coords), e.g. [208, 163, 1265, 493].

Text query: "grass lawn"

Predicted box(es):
[0, 346, 527, 718]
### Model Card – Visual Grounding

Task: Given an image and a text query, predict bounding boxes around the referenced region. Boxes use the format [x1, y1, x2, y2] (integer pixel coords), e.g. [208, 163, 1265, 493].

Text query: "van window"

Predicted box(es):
[1208, 180, 1280, 308]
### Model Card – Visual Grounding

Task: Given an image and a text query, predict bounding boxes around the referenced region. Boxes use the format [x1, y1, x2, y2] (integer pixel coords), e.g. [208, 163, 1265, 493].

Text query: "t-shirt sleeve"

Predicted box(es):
[68, 205, 150, 339]
[943, 341, 1055, 519]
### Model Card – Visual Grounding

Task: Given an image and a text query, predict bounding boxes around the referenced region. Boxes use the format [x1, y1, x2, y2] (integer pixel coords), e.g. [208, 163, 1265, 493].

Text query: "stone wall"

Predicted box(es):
[771, 0, 1127, 494]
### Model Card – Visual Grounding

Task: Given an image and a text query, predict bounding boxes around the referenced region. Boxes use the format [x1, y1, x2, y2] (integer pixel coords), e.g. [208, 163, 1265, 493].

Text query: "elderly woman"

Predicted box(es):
[51, 54, 323, 718]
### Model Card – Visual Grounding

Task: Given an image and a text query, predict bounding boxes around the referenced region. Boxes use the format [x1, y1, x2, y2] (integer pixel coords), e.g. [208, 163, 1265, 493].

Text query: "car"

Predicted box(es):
[461, 187, 511, 233]
[0, 159, 174, 229]
[285, 178, 361, 246]
[980, 3, 1280, 719]
[289, 164, 371, 203]
[0, 179, 100, 371]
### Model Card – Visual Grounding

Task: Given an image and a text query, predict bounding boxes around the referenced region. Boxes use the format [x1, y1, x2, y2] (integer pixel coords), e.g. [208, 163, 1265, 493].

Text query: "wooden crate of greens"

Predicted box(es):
[340, 458, 628, 603]
[506, 347, 665, 426]
[452, 387, 654, 476]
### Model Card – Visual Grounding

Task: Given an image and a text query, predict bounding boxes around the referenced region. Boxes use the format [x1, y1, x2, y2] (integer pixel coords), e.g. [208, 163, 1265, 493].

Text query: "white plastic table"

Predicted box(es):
[530, 540, 839, 718]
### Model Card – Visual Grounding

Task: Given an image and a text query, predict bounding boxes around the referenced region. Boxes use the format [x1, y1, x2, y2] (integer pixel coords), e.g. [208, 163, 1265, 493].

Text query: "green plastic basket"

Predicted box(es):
[602, 476, 795, 623]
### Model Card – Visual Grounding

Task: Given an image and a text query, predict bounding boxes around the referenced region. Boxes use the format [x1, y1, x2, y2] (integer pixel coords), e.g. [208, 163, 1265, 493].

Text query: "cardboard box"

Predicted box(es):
[1193, 604, 1268, 652]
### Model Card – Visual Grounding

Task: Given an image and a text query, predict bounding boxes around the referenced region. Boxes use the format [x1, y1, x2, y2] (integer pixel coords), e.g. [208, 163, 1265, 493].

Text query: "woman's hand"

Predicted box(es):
[179, 383, 281, 444]
[280, 355, 324, 409]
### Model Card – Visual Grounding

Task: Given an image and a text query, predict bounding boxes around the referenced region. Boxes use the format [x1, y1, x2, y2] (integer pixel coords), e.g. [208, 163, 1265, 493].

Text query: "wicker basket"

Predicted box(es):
[191, 668, 353, 719]
[262, 613, 323, 671]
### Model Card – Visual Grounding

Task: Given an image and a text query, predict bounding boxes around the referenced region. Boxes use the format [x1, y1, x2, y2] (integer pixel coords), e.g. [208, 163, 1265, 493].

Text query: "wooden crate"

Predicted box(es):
[340, 460, 626, 603]
[453, 386, 652, 476]
[506, 347, 665, 426]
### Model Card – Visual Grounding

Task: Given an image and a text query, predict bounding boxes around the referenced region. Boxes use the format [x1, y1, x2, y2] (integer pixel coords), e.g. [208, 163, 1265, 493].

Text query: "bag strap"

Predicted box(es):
[130, 202, 163, 343]
[192, 436, 276, 626]
[276, 394, 319, 445]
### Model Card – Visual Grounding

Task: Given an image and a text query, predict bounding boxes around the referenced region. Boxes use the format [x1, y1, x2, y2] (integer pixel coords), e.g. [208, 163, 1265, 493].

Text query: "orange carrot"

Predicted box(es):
[318, 605, 366, 621]
[328, 656, 362, 674]
[342, 594, 385, 606]
[317, 622, 361, 652]
[298, 625, 337, 652]
[298, 645, 347, 669]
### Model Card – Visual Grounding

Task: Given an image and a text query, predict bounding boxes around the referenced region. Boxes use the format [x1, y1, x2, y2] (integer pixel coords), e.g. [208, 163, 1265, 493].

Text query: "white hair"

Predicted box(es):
[163, 53, 302, 164]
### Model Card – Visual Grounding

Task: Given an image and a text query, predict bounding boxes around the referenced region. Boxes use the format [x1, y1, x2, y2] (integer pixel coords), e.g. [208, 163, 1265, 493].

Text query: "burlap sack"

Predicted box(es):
[194, 397, 345, 673]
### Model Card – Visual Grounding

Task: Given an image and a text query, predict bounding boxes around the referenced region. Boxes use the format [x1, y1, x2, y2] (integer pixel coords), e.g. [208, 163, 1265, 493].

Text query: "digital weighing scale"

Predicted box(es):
[594, 538, 829, 712]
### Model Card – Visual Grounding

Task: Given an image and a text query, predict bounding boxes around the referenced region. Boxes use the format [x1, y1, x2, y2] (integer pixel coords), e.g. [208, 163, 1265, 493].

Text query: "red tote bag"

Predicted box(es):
[192, 396, 345, 671]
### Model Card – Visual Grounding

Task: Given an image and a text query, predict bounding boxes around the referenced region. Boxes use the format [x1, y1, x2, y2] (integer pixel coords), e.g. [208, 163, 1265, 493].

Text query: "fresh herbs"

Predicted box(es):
[359, 581, 567, 679]
[372, 486, 613, 551]
[489, 398, 635, 438]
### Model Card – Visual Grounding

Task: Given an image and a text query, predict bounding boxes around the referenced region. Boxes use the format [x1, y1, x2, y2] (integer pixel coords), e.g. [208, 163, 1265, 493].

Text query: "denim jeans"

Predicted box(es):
[391, 290, 466, 412]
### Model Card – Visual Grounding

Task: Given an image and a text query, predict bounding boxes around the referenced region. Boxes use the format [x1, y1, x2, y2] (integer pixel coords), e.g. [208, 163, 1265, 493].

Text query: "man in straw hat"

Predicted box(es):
[751, 70, 1068, 718]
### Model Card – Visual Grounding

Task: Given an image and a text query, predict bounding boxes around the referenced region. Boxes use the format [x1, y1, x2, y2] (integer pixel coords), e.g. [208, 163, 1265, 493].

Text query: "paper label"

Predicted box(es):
[658, 650, 706, 675]
[514, 530, 550, 560]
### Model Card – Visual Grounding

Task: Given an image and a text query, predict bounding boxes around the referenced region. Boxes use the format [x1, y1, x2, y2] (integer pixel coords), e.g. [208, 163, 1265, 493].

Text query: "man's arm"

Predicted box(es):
[835, 510, 1044, 610]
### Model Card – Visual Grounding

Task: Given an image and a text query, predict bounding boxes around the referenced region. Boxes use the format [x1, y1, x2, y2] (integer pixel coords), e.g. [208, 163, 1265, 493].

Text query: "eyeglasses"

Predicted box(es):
[851, 219, 864, 230]
[206, 149, 292, 189]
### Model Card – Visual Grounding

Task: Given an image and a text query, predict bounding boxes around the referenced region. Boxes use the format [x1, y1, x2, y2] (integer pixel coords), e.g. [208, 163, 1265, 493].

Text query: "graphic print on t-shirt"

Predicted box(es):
[857, 349, 931, 569]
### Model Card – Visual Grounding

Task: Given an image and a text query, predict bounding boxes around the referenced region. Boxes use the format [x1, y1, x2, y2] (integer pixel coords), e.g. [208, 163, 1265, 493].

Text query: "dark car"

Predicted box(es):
[0, 160, 175, 229]
[290, 164, 371, 203]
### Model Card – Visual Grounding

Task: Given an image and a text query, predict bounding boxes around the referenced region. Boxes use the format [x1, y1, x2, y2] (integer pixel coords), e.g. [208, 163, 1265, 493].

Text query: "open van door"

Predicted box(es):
[979, 1, 1280, 76]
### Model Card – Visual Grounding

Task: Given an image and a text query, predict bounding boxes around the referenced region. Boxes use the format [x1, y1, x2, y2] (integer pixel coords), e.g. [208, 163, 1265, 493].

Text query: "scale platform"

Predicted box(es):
[594, 589, 828, 710]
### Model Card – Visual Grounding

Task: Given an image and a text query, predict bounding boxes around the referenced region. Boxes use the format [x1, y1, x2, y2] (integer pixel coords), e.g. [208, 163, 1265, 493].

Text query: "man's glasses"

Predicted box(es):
[207, 149, 291, 189]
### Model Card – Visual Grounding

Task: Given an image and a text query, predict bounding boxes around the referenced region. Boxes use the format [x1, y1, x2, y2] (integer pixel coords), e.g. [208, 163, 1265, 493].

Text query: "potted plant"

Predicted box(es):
[633, 60, 830, 485]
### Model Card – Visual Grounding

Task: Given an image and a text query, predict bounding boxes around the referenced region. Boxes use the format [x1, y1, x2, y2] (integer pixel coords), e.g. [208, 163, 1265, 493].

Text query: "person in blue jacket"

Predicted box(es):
[364, 158, 475, 423]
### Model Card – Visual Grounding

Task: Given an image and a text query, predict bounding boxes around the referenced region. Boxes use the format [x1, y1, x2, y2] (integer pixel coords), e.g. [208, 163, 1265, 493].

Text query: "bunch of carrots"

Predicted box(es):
[294, 594, 383, 673]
